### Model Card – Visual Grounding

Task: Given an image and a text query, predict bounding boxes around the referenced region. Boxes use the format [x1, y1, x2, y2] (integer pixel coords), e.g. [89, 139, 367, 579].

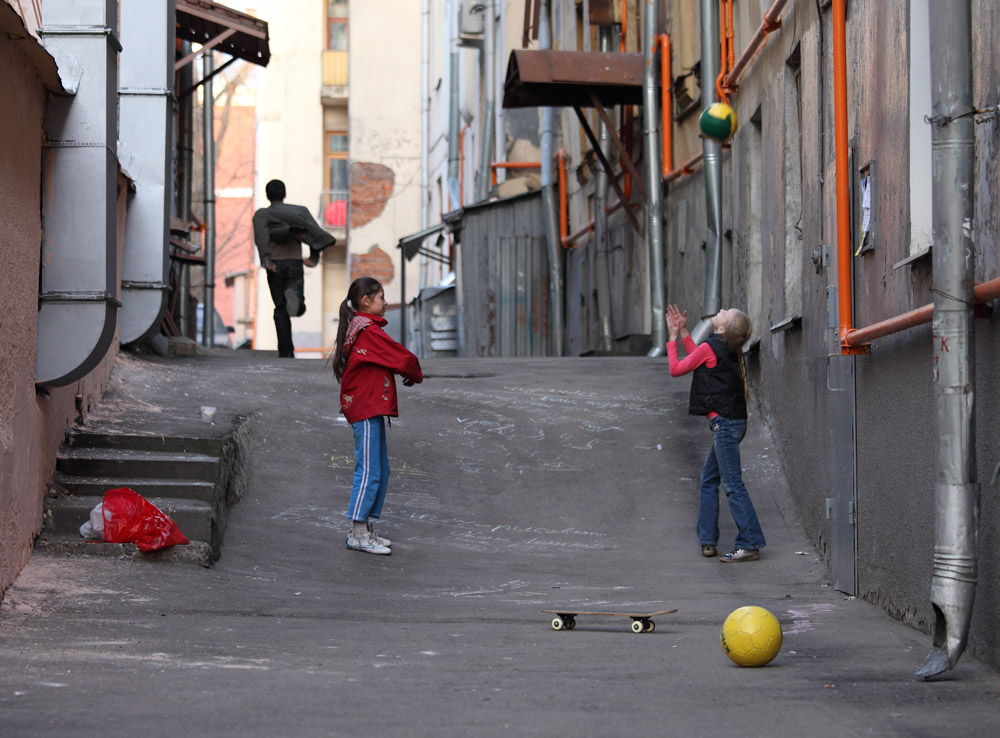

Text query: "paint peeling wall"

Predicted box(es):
[660, 0, 1000, 669]
[349, 0, 422, 305]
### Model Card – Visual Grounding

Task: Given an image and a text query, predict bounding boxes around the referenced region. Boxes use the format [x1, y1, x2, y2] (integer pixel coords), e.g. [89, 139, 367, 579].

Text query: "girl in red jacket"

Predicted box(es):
[332, 277, 423, 555]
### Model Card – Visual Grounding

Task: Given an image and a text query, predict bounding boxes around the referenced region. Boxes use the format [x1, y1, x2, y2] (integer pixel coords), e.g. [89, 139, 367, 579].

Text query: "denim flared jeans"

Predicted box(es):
[347, 416, 390, 522]
[697, 416, 766, 550]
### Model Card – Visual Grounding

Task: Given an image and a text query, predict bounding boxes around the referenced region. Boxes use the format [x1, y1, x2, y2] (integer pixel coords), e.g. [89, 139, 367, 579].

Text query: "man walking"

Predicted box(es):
[252, 179, 337, 358]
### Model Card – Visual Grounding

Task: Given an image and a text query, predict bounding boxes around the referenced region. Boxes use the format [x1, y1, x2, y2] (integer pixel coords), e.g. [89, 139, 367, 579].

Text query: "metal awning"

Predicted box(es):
[176, 0, 270, 70]
[502, 50, 643, 109]
[397, 223, 447, 263]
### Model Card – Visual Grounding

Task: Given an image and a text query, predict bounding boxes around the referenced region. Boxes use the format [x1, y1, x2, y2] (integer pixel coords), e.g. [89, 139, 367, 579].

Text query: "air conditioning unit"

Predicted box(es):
[460, 0, 484, 37]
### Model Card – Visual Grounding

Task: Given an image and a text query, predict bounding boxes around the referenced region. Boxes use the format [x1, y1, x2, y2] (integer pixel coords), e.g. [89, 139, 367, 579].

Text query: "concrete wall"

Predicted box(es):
[0, 27, 120, 595]
[660, 0, 1000, 669]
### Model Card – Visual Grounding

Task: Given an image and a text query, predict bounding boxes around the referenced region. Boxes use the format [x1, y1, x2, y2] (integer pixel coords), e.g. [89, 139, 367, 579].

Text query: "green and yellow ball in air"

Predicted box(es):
[699, 102, 739, 143]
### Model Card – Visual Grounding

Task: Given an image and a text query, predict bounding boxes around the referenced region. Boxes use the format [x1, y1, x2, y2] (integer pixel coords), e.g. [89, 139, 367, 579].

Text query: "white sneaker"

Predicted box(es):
[346, 532, 391, 555]
[366, 520, 391, 547]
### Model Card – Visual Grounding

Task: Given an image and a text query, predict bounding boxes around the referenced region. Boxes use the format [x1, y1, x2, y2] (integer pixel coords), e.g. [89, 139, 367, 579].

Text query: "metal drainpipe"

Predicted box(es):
[36, 0, 121, 386]
[421, 0, 430, 231]
[593, 26, 614, 353]
[476, 1, 496, 202]
[691, 0, 723, 344]
[118, 0, 174, 346]
[202, 51, 216, 349]
[643, 0, 666, 356]
[447, 0, 461, 210]
[916, 0, 978, 681]
[539, 0, 565, 356]
[178, 40, 194, 338]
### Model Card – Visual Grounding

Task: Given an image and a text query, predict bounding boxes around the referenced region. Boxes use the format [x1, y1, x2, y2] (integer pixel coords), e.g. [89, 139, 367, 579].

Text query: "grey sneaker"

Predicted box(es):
[366, 520, 391, 547]
[701, 544, 718, 557]
[719, 548, 759, 563]
[346, 532, 391, 555]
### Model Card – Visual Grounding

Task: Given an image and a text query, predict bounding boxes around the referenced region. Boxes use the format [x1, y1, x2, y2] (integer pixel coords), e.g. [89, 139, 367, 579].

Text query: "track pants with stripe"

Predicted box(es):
[347, 416, 390, 522]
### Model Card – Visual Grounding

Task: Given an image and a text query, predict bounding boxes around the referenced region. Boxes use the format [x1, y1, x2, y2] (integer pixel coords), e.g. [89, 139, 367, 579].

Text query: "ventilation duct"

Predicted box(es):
[37, 0, 121, 386]
[118, 0, 175, 345]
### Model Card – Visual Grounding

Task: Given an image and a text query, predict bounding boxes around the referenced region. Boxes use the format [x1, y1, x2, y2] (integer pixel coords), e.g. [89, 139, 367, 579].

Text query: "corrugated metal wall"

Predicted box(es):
[456, 192, 551, 357]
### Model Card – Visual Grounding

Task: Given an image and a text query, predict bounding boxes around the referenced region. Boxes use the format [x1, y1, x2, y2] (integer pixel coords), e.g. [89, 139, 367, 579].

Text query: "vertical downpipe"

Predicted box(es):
[643, 0, 666, 356]
[202, 52, 216, 348]
[916, 0, 978, 680]
[691, 0, 723, 343]
[447, 0, 461, 209]
[594, 26, 615, 353]
[539, 0, 565, 355]
[476, 1, 496, 202]
[178, 41, 194, 338]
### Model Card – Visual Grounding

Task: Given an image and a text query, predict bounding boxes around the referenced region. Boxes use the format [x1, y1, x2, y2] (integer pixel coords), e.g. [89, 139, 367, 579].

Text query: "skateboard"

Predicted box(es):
[541, 608, 678, 633]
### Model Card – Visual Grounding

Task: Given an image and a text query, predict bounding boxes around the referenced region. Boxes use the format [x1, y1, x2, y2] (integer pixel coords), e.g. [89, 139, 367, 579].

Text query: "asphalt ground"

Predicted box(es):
[1, 351, 998, 737]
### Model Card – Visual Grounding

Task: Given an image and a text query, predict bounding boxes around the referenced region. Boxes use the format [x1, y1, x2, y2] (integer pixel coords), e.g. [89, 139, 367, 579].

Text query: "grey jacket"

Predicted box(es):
[252, 201, 337, 265]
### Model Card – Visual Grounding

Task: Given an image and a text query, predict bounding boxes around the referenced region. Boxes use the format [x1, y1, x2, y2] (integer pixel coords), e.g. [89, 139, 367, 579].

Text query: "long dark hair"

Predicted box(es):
[719, 309, 752, 399]
[332, 277, 383, 382]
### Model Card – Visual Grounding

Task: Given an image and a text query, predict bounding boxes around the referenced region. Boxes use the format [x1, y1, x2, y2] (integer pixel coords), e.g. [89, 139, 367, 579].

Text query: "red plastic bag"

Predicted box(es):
[102, 487, 190, 552]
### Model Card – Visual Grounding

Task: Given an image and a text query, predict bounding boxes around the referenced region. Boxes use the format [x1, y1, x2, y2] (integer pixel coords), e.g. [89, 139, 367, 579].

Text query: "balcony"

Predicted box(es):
[321, 50, 348, 102]
[319, 189, 348, 235]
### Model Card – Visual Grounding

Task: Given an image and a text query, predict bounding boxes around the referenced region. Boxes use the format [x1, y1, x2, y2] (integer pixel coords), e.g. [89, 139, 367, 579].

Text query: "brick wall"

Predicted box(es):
[350, 244, 394, 285]
[349, 161, 394, 228]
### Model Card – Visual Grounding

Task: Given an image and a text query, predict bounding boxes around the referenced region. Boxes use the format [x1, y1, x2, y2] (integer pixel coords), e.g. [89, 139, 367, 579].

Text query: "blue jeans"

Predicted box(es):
[347, 416, 390, 522]
[698, 416, 766, 550]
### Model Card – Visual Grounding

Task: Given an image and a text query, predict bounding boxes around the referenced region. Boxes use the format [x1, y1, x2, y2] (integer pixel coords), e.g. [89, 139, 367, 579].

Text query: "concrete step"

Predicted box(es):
[52, 474, 217, 504]
[56, 447, 220, 482]
[66, 431, 223, 456]
[34, 536, 212, 567]
[43, 494, 214, 544]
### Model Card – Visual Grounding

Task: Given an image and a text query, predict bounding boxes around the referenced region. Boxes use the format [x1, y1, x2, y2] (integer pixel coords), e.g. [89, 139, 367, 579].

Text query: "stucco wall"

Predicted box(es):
[0, 34, 120, 596]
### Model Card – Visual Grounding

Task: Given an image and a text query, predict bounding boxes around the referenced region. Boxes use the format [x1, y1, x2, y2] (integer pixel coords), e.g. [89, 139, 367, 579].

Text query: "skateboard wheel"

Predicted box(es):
[552, 617, 566, 631]
[565, 616, 576, 630]
[631, 620, 644, 633]
[644, 620, 655, 633]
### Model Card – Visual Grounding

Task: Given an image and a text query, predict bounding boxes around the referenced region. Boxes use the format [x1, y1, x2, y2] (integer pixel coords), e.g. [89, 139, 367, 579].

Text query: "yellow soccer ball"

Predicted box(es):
[720, 606, 783, 667]
[699, 101, 739, 142]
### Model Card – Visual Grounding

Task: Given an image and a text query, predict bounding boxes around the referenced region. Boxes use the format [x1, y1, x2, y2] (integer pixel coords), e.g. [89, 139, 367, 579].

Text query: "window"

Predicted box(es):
[324, 132, 348, 227]
[328, 0, 348, 51]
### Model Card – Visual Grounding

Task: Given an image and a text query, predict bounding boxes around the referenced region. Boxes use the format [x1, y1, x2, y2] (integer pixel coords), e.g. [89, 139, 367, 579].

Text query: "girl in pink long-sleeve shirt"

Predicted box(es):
[665, 304, 765, 563]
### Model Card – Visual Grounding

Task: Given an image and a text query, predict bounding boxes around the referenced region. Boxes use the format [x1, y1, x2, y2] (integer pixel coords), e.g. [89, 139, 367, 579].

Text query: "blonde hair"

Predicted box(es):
[719, 309, 752, 399]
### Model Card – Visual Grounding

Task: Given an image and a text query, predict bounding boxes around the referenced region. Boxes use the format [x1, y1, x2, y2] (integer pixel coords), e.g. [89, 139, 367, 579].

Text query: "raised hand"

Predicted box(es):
[665, 304, 688, 338]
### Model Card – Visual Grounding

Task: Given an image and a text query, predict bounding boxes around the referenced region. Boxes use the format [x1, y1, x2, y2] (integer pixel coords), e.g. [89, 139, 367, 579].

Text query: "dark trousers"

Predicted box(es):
[265, 259, 305, 357]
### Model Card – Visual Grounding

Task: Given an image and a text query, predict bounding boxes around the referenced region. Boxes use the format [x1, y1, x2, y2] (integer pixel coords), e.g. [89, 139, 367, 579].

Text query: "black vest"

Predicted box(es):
[688, 335, 747, 419]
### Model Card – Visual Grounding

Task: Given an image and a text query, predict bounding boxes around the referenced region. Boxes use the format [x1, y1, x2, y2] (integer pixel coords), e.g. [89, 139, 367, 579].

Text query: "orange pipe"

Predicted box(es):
[715, 0, 728, 105]
[620, 1, 632, 199]
[620, 0, 627, 52]
[726, 0, 735, 72]
[490, 161, 541, 186]
[658, 33, 672, 178]
[664, 151, 704, 183]
[562, 200, 641, 248]
[844, 278, 1000, 347]
[832, 0, 855, 351]
[723, 0, 789, 93]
